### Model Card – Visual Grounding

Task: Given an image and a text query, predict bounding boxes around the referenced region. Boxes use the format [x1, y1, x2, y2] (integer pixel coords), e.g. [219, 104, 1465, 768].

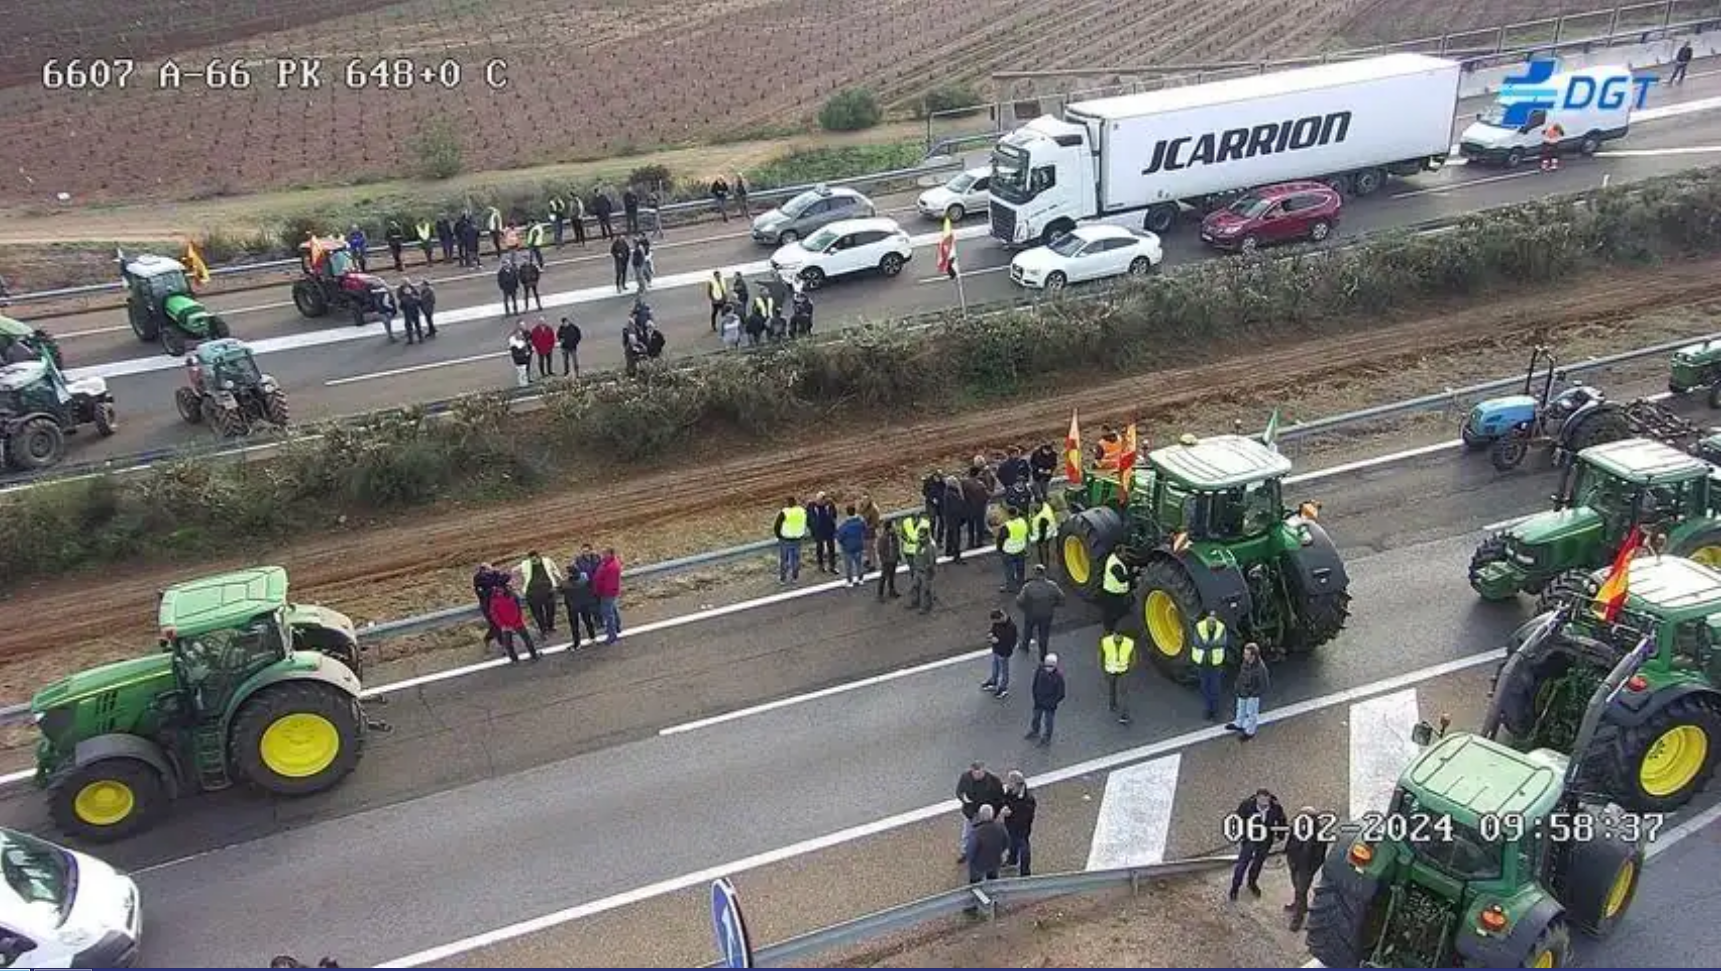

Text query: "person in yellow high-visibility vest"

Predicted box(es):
[415, 219, 435, 265]
[524, 221, 546, 268]
[548, 194, 568, 247]
[707, 271, 728, 332]
[1030, 498, 1058, 566]
[485, 206, 504, 256]
[997, 506, 1031, 591]
[1099, 625, 1135, 724]
[774, 496, 808, 584]
[1100, 551, 1132, 629]
[1193, 610, 1229, 721]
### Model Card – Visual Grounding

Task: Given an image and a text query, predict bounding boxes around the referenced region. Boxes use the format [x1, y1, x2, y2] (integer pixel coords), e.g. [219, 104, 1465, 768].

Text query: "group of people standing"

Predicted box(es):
[708, 270, 814, 349]
[472, 547, 625, 662]
[381, 277, 438, 344]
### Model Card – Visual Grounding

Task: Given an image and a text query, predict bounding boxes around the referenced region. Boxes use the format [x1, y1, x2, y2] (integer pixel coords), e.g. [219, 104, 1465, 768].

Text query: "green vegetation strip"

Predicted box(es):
[8, 168, 1721, 584]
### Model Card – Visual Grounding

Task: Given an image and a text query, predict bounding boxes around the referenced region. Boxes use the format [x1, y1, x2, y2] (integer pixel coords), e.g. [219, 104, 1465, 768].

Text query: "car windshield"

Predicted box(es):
[1227, 195, 1272, 218]
[1047, 233, 1087, 257]
[1476, 102, 1514, 128]
[802, 227, 841, 251]
[778, 190, 821, 218]
[0, 829, 74, 927]
[946, 173, 976, 193]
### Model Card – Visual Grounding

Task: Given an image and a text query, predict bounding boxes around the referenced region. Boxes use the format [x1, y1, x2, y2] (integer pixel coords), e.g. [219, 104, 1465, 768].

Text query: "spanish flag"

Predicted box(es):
[1592, 525, 1644, 623]
[936, 215, 958, 279]
[184, 241, 211, 286]
[1117, 423, 1141, 501]
[1064, 410, 1083, 486]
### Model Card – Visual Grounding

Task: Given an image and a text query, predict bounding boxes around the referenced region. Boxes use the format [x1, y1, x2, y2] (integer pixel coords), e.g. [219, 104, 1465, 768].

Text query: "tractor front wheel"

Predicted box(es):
[263, 389, 290, 426]
[1491, 432, 1531, 471]
[161, 326, 187, 357]
[93, 400, 117, 437]
[1055, 506, 1124, 598]
[230, 681, 365, 797]
[209, 315, 231, 339]
[1519, 919, 1573, 967]
[1468, 533, 1520, 601]
[1534, 568, 1599, 615]
[1606, 694, 1721, 813]
[1559, 834, 1642, 939]
[48, 757, 167, 843]
[175, 387, 203, 424]
[1136, 558, 1203, 682]
[1305, 873, 1373, 968]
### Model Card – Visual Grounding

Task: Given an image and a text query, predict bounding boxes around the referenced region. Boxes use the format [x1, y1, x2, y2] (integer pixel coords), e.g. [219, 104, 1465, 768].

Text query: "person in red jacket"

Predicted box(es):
[487, 580, 540, 662]
[529, 317, 556, 379]
[591, 547, 623, 645]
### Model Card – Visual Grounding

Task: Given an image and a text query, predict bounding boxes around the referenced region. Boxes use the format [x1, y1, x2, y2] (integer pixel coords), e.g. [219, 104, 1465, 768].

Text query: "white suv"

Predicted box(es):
[768, 217, 914, 290]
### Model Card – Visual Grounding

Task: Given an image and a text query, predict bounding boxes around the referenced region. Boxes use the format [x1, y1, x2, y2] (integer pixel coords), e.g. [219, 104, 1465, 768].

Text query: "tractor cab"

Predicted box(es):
[1144, 434, 1297, 543]
[185, 338, 263, 394]
[159, 566, 361, 677]
[120, 254, 191, 314]
[299, 237, 357, 280]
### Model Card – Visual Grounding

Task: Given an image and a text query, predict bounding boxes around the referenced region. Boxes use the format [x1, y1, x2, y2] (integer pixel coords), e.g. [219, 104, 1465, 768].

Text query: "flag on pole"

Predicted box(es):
[936, 215, 959, 279]
[1063, 410, 1083, 486]
[183, 240, 211, 286]
[1592, 525, 1645, 623]
[1117, 423, 1141, 501]
[307, 233, 328, 271]
[1262, 408, 1281, 452]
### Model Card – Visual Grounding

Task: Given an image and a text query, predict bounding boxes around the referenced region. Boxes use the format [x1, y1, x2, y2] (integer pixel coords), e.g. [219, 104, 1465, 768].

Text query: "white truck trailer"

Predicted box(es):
[988, 52, 1463, 247]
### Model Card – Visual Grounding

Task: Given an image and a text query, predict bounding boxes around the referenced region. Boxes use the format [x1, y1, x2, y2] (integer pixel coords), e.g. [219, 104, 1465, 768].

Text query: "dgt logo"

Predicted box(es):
[1499, 59, 1656, 126]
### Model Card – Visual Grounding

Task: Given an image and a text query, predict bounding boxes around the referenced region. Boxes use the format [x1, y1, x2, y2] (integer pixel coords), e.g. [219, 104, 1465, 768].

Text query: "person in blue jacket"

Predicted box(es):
[836, 504, 868, 588]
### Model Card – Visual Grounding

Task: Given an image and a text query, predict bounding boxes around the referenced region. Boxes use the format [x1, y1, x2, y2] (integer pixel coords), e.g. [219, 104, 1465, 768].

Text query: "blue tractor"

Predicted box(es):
[1461, 346, 1634, 471]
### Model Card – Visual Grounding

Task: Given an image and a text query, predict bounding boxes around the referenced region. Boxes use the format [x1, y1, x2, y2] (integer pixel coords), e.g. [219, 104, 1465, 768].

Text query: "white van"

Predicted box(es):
[1458, 65, 1637, 166]
[0, 828, 140, 968]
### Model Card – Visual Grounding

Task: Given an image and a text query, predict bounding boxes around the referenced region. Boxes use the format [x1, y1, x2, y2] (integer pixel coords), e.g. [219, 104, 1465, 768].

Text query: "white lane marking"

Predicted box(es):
[1645, 799, 1721, 860]
[324, 350, 504, 386]
[374, 648, 1506, 967]
[1392, 168, 1540, 200]
[62, 225, 995, 383]
[1347, 690, 1422, 820]
[1598, 144, 1721, 157]
[1084, 755, 1180, 870]
[916, 265, 1009, 285]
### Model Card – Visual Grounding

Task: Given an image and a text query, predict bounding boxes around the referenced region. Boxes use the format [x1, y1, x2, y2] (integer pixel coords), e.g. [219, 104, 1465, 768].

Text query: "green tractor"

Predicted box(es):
[174, 338, 289, 438]
[1667, 336, 1721, 407]
[1470, 437, 1721, 605]
[28, 566, 373, 842]
[120, 253, 231, 356]
[1486, 554, 1721, 813]
[1307, 638, 1652, 968]
[1054, 433, 1350, 679]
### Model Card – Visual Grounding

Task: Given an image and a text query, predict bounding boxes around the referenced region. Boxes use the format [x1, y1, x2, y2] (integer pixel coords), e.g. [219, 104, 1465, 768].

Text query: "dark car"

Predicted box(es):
[1199, 182, 1343, 254]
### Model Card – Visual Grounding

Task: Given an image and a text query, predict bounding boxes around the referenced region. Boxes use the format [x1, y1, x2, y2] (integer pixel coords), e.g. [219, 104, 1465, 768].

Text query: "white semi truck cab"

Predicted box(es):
[988, 116, 1098, 247]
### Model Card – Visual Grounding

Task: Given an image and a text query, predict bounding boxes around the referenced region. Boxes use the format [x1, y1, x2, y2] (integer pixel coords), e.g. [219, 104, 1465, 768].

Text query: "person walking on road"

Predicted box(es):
[557, 316, 582, 377]
[473, 562, 506, 651]
[417, 278, 438, 337]
[458, 214, 482, 267]
[955, 762, 1005, 863]
[548, 193, 568, 247]
[1671, 40, 1694, 85]
[774, 496, 808, 584]
[809, 492, 839, 575]
[622, 186, 641, 235]
[487, 579, 540, 663]
[1284, 806, 1332, 931]
[529, 317, 556, 378]
[518, 257, 544, 311]
[1228, 788, 1286, 902]
[981, 608, 1018, 699]
[1228, 642, 1269, 741]
[592, 547, 623, 645]
[836, 504, 867, 588]
[630, 236, 654, 293]
[1001, 771, 1037, 876]
[346, 224, 368, 271]
[1193, 610, 1229, 721]
[559, 557, 600, 649]
[996, 505, 1030, 592]
[497, 258, 520, 316]
[1029, 443, 1057, 501]
[517, 550, 562, 636]
[875, 517, 902, 600]
[398, 279, 426, 344]
[1025, 653, 1065, 745]
[908, 524, 937, 613]
[1029, 496, 1058, 567]
[708, 271, 728, 330]
[710, 176, 731, 220]
[525, 219, 547, 268]
[592, 190, 615, 239]
[507, 327, 533, 388]
[1015, 564, 1064, 661]
[609, 236, 630, 292]
[1099, 624, 1135, 725]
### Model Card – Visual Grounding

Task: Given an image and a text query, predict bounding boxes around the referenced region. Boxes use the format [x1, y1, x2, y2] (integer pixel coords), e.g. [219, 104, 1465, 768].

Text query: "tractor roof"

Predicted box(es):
[299, 235, 350, 252]
[0, 360, 48, 391]
[1591, 554, 1721, 617]
[158, 566, 289, 637]
[1148, 434, 1292, 490]
[1579, 437, 1709, 484]
[1403, 732, 1563, 823]
[0, 315, 34, 338]
[122, 253, 188, 278]
[1673, 337, 1721, 363]
[193, 337, 253, 365]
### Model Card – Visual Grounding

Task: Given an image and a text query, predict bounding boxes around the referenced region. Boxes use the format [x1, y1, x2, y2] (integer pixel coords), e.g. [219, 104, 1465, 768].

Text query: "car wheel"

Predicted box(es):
[1044, 271, 1067, 292]
[1579, 133, 1602, 156]
[779, 229, 799, 244]
[946, 204, 966, 223]
[1239, 235, 1259, 254]
[879, 253, 906, 277]
[1309, 220, 1332, 242]
[1505, 148, 1525, 168]
[800, 266, 825, 291]
[1128, 256, 1153, 276]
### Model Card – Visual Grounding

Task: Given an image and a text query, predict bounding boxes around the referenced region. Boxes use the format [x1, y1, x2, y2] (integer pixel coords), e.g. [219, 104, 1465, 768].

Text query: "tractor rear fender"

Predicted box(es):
[1164, 551, 1252, 631]
[70, 733, 180, 798]
[222, 655, 362, 730]
[1315, 842, 1380, 901]
[1454, 891, 1562, 966]
[1602, 681, 1720, 728]
[1281, 521, 1351, 598]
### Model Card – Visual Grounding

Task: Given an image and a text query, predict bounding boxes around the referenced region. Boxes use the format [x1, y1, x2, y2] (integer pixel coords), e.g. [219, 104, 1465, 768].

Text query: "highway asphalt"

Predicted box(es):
[0, 425, 1644, 964]
[20, 76, 1721, 473]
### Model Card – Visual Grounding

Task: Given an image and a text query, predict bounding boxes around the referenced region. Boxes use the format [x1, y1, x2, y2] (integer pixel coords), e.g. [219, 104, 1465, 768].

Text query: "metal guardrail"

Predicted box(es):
[703, 854, 1239, 967]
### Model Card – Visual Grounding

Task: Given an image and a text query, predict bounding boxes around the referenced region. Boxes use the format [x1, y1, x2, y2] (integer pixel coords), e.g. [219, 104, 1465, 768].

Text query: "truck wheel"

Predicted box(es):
[1579, 132, 1602, 157]
[1136, 558, 1201, 681]
[1468, 533, 1519, 600]
[230, 681, 365, 797]
[48, 757, 167, 843]
[292, 280, 329, 318]
[1305, 878, 1372, 968]
[1056, 506, 1124, 598]
[1041, 221, 1074, 247]
[1142, 204, 1177, 234]
[264, 390, 290, 426]
[1350, 168, 1384, 197]
[1322, 174, 1351, 195]
[1559, 835, 1642, 938]
[1519, 919, 1572, 967]
[5, 416, 64, 471]
[176, 387, 204, 424]
[1605, 693, 1721, 813]
[1506, 148, 1526, 168]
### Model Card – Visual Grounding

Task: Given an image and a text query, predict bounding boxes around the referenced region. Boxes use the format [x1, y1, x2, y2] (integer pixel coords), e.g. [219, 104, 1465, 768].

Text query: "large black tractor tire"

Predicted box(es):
[1601, 692, 1721, 813]
[209, 314, 231, 339]
[128, 304, 161, 343]
[175, 387, 203, 424]
[205, 398, 247, 439]
[292, 626, 362, 679]
[263, 389, 290, 427]
[1558, 834, 1642, 939]
[1135, 558, 1203, 682]
[1533, 568, 1599, 615]
[1491, 430, 1532, 471]
[1708, 383, 1721, 410]
[4, 416, 65, 471]
[293, 280, 329, 318]
[1669, 524, 1721, 571]
[1566, 407, 1632, 454]
[1284, 525, 1351, 653]
[1305, 877, 1374, 968]
[47, 757, 168, 843]
[92, 399, 116, 437]
[1519, 919, 1573, 967]
[1468, 532, 1518, 601]
[1055, 506, 1125, 599]
[229, 681, 365, 797]
[160, 325, 187, 357]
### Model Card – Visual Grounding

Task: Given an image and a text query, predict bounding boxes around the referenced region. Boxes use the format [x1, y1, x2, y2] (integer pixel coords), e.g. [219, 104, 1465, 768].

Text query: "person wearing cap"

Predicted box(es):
[1000, 770, 1038, 876]
[1026, 653, 1066, 745]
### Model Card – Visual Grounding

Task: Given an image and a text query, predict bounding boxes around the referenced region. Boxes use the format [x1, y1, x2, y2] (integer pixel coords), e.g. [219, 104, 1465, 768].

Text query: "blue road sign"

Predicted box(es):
[711, 877, 755, 969]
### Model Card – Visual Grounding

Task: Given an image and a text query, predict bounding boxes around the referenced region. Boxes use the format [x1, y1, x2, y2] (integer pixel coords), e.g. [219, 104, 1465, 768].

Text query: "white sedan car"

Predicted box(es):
[768, 216, 914, 290]
[916, 167, 992, 222]
[0, 827, 141, 968]
[1009, 224, 1163, 291]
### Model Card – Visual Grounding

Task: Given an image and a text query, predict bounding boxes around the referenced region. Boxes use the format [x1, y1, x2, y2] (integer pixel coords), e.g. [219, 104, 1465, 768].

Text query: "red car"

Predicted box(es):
[1199, 182, 1343, 254]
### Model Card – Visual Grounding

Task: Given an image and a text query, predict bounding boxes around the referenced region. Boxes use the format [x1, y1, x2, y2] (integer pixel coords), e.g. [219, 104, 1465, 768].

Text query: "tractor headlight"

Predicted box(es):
[221, 379, 235, 391]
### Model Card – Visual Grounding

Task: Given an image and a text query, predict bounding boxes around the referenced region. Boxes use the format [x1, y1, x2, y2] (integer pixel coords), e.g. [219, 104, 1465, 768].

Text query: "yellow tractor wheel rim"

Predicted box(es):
[1532, 948, 1557, 968]
[73, 779, 136, 826]
[1640, 723, 1709, 797]
[1144, 590, 1186, 657]
[1604, 858, 1636, 918]
[259, 712, 342, 779]
[1063, 536, 1090, 585]
[1688, 545, 1721, 569]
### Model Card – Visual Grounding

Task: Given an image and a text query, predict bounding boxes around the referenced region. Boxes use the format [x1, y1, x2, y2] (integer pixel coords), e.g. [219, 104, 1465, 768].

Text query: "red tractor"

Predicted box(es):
[292, 237, 397, 326]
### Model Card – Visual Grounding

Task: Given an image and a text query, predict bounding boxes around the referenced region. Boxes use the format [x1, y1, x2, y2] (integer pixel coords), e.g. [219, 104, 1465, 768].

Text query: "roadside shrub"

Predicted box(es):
[626, 164, 673, 194]
[407, 119, 465, 180]
[817, 88, 883, 132]
[918, 82, 983, 119]
[747, 142, 923, 191]
[9, 167, 1721, 583]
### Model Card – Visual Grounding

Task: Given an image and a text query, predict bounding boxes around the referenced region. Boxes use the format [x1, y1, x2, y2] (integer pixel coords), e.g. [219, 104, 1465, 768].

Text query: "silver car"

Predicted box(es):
[751, 185, 875, 245]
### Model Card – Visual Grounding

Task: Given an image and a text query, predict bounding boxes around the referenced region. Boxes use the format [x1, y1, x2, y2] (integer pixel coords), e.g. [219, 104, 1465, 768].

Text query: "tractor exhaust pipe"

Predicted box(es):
[1480, 606, 1571, 739]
